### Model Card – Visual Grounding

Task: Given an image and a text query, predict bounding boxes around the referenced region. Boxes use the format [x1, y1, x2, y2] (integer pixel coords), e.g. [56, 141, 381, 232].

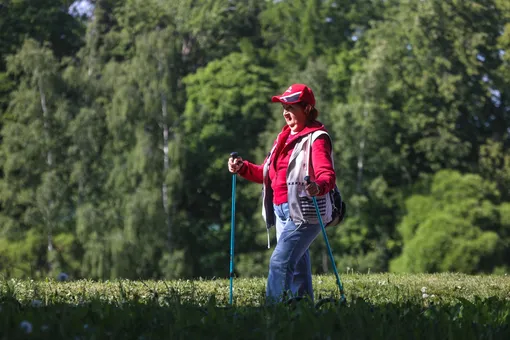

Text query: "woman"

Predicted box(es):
[227, 83, 336, 303]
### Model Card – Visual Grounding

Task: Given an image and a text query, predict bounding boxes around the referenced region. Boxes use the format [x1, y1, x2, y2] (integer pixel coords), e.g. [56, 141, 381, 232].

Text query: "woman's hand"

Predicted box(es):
[305, 181, 321, 196]
[228, 156, 244, 174]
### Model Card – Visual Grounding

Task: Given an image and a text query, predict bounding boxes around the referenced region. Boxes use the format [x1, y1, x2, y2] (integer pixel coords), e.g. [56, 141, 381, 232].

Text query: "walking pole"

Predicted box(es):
[229, 152, 238, 305]
[304, 176, 346, 305]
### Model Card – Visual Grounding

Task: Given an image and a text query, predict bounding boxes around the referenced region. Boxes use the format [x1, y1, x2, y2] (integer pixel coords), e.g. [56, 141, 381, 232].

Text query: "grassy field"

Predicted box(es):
[1, 273, 510, 339]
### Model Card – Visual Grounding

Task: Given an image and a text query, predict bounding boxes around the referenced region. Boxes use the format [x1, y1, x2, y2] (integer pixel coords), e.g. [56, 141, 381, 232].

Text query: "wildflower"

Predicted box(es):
[421, 287, 427, 293]
[422, 293, 429, 299]
[57, 272, 69, 282]
[20, 321, 33, 334]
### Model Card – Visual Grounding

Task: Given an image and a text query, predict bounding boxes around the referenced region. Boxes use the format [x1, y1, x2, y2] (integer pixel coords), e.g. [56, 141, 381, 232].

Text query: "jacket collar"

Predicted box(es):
[271, 121, 327, 169]
[276, 120, 326, 145]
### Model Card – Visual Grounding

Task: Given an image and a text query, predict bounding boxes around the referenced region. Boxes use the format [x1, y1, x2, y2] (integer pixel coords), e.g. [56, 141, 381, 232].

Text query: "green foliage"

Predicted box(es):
[392, 170, 506, 273]
[182, 51, 276, 276]
[0, 39, 75, 278]
[0, 0, 85, 111]
[324, 0, 509, 275]
[0, 229, 43, 278]
[0, 229, 81, 279]
[259, 0, 377, 73]
[0, 0, 84, 63]
[479, 139, 510, 201]
[0, 0, 509, 280]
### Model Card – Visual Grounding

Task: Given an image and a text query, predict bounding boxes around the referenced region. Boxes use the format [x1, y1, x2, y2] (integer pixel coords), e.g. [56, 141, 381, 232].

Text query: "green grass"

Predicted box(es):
[1, 273, 510, 339]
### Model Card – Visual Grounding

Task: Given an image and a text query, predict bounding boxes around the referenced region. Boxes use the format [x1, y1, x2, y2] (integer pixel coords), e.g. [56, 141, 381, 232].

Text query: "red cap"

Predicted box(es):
[271, 84, 316, 106]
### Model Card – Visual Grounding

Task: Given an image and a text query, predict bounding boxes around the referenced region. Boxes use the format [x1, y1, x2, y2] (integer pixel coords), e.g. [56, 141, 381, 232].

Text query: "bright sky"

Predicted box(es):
[68, 0, 95, 18]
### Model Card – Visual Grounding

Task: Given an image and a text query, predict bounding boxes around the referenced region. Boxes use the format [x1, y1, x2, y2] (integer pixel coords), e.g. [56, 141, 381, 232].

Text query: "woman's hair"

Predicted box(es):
[300, 102, 319, 122]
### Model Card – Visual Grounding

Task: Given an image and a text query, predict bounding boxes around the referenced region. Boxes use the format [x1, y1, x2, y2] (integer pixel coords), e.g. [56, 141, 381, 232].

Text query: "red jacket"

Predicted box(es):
[239, 121, 336, 204]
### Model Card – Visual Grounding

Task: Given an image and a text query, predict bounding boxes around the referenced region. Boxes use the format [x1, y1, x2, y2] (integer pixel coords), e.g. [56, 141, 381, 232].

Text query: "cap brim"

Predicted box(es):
[271, 95, 301, 104]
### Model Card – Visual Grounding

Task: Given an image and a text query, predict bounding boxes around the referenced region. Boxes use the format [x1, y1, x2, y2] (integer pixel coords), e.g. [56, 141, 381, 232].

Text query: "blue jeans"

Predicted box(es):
[266, 203, 321, 303]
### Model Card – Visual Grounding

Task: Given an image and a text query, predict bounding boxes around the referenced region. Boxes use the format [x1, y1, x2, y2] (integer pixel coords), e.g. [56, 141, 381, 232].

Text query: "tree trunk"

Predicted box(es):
[322, 249, 328, 273]
[39, 76, 54, 253]
[356, 138, 365, 193]
[159, 59, 172, 252]
[356, 108, 368, 215]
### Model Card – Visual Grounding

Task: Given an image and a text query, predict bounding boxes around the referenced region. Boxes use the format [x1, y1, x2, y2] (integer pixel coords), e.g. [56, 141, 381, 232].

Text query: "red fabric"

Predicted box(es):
[238, 121, 335, 204]
[271, 83, 316, 106]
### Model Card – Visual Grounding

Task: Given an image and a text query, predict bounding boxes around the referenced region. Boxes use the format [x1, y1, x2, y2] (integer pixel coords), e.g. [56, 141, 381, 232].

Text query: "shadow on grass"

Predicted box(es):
[1, 292, 510, 339]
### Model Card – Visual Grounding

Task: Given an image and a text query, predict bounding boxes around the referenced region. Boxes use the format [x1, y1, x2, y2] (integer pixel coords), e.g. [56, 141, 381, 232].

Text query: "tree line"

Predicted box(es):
[0, 0, 509, 280]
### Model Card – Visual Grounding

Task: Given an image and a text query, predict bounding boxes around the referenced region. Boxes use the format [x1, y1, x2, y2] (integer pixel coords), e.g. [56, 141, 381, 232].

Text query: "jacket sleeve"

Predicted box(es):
[311, 135, 336, 196]
[238, 138, 278, 184]
[238, 160, 264, 184]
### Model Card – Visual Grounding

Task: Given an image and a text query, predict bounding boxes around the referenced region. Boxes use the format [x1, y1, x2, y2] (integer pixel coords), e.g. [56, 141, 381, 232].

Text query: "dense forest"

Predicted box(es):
[0, 0, 509, 280]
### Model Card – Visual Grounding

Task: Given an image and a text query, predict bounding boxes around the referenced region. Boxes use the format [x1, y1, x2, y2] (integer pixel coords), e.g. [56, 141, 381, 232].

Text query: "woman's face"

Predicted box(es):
[282, 103, 307, 132]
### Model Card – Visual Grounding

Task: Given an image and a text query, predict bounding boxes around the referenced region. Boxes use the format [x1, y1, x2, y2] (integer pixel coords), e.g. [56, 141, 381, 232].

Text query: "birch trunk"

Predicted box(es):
[159, 59, 172, 251]
[356, 108, 368, 192]
[38, 75, 54, 252]
[356, 108, 368, 216]
[356, 138, 365, 193]
[322, 250, 328, 272]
